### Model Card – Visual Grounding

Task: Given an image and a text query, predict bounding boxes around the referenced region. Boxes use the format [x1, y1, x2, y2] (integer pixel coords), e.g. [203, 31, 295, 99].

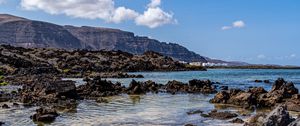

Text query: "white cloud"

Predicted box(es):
[221, 26, 232, 30]
[135, 0, 176, 28]
[257, 54, 266, 59]
[111, 7, 139, 23]
[222, 20, 246, 30]
[20, 0, 175, 28]
[148, 0, 161, 8]
[233, 20, 245, 28]
[135, 7, 175, 28]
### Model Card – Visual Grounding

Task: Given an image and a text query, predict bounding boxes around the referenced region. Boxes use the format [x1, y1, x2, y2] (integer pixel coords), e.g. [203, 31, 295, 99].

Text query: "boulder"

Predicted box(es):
[261, 105, 295, 126]
[206, 110, 238, 120]
[126, 80, 146, 95]
[31, 107, 59, 123]
[188, 79, 217, 93]
[76, 77, 124, 98]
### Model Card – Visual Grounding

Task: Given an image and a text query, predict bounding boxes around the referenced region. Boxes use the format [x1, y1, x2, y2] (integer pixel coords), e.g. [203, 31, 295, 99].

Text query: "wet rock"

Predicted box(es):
[210, 89, 256, 109]
[187, 109, 203, 115]
[188, 79, 217, 93]
[288, 118, 300, 126]
[184, 124, 196, 126]
[220, 86, 229, 90]
[19, 76, 78, 105]
[229, 118, 244, 124]
[0, 92, 13, 102]
[227, 92, 256, 109]
[126, 80, 161, 94]
[246, 113, 267, 126]
[264, 80, 270, 83]
[96, 97, 109, 103]
[76, 77, 124, 98]
[165, 79, 216, 94]
[31, 107, 59, 123]
[211, 78, 299, 109]
[209, 90, 230, 104]
[254, 80, 263, 83]
[1, 104, 9, 109]
[142, 80, 160, 93]
[12, 103, 19, 106]
[258, 78, 298, 107]
[286, 94, 300, 112]
[126, 80, 146, 95]
[165, 80, 188, 94]
[262, 105, 295, 126]
[0, 122, 4, 126]
[207, 110, 238, 120]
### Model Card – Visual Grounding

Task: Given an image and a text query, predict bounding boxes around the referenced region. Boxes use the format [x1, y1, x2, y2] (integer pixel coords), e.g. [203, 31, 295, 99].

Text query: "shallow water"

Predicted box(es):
[2, 69, 300, 126]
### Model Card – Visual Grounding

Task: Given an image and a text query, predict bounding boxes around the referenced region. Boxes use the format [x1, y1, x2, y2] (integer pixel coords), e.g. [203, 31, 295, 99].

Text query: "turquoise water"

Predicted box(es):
[110, 69, 300, 90]
[2, 69, 300, 126]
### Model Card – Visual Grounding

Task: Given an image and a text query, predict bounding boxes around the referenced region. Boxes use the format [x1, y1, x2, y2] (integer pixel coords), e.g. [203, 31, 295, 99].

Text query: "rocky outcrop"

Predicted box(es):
[0, 14, 207, 62]
[164, 79, 216, 94]
[210, 78, 298, 109]
[126, 80, 161, 95]
[76, 77, 124, 98]
[0, 45, 205, 79]
[245, 105, 295, 126]
[19, 76, 78, 105]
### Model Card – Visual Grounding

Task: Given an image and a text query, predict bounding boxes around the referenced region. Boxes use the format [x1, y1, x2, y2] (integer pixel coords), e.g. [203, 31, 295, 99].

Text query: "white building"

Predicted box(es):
[189, 62, 228, 67]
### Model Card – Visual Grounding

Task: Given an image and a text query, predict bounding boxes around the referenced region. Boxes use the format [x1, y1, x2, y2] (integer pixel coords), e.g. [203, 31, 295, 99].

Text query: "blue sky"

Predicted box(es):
[0, 0, 300, 65]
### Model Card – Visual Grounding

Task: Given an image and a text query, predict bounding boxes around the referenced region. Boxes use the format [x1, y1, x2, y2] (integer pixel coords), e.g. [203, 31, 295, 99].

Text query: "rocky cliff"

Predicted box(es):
[0, 14, 207, 62]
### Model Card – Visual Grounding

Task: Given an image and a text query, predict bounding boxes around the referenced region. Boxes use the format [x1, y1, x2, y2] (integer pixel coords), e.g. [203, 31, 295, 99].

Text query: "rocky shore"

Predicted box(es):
[2, 74, 300, 125]
[0, 45, 205, 78]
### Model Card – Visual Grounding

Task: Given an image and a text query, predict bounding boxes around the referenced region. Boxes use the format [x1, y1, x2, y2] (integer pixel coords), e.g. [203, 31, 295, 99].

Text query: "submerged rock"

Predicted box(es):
[207, 110, 238, 120]
[229, 118, 244, 124]
[1, 104, 9, 109]
[187, 109, 203, 115]
[31, 107, 59, 123]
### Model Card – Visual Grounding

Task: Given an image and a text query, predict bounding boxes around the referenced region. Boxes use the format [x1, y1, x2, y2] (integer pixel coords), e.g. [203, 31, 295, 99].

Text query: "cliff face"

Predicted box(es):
[0, 14, 207, 62]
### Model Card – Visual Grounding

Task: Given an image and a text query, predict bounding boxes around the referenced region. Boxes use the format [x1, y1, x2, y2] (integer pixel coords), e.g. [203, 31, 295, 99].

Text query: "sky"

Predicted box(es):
[0, 0, 300, 66]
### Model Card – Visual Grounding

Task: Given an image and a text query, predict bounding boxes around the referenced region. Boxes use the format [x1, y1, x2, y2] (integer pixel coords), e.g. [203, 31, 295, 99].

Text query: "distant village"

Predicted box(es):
[179, 61, 228, 67]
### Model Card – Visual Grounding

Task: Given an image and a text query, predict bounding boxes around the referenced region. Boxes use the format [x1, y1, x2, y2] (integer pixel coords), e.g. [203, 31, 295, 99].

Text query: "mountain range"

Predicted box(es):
[0, 14, 245, 65]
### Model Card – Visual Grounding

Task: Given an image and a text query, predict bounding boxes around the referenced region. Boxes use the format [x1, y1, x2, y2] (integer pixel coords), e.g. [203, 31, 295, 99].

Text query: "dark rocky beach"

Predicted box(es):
[1, 45, 300, 126]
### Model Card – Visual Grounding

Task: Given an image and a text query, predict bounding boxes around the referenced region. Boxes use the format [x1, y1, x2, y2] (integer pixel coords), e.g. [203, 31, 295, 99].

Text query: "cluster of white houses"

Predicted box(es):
[179, 61, 228, 67]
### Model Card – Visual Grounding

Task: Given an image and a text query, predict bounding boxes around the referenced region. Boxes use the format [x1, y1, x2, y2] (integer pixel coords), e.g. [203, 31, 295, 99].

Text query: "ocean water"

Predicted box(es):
[2, 69, 300, 126]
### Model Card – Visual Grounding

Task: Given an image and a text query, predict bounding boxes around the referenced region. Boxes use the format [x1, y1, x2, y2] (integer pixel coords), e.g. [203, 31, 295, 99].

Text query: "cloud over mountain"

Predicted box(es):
[20, 0, 175, 28]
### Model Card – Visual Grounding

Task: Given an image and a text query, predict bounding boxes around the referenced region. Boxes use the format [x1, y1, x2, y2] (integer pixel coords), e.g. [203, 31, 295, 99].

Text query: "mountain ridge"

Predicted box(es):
[0, 14, 208, 63]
